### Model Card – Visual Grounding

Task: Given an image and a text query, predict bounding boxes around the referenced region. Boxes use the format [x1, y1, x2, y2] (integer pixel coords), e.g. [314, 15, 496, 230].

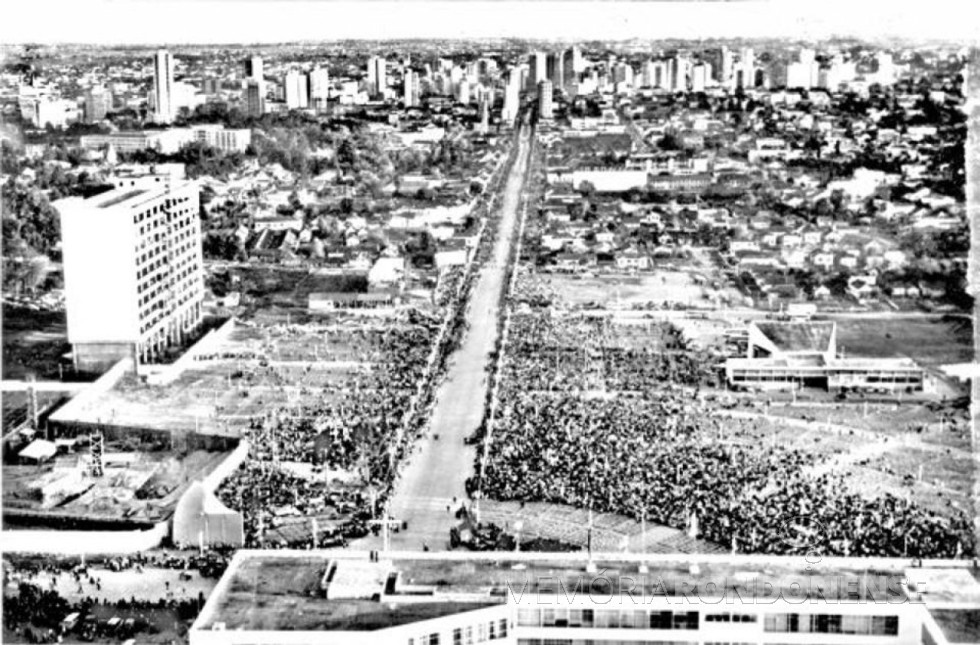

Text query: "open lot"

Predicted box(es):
[3, 446, 232, 525]
[830, 315, 973, 369]
[1, 306, 73, 381]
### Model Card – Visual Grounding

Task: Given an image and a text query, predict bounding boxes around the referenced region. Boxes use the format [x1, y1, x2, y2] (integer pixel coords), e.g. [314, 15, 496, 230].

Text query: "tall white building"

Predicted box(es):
[529, 51, 547, 90]
[787, 47, 820, 89]
[309, 67, 330, 110]
[501, 68, 522, 124]
[691, 63, 709, 92]
[367, 56, 387, 96]
[284, 69, 309, 109]
[403, 69, 420, 107]
[538, 79, 553, 119]
[153, 49, 176, 124]
[54, 181, 204, 372]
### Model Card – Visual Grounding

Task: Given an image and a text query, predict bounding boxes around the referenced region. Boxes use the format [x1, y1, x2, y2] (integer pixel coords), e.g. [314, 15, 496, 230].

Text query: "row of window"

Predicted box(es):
[764, 613, 899, 636]
[703, 613, 757, 624]
[518, 609, 699, 631]
[411, 619, 509, 645]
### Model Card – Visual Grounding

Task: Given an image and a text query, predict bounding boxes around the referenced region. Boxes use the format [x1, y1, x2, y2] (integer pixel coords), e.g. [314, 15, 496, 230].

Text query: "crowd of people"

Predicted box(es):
[474, 293, 975, 559]
[215, 312, 444, 548]
[473, 385, 974, 558]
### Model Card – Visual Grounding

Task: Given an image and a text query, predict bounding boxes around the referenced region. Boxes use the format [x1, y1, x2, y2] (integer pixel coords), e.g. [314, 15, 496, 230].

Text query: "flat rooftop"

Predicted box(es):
[195, 552, 980, 633]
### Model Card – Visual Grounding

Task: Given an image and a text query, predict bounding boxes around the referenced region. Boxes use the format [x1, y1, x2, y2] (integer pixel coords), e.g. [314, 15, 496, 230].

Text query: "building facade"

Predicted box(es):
[54, 181, 205, 372]
[190, 551, 971, 645]
[153, 49, 176, 123]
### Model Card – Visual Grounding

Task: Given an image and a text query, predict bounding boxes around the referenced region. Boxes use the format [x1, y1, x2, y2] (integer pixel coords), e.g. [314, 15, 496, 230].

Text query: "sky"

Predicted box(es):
[0, 0, 977, 45]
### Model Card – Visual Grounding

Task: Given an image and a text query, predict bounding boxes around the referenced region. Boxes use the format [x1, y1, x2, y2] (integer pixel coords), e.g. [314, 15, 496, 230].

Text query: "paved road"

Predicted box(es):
[357, 128, 531, 551]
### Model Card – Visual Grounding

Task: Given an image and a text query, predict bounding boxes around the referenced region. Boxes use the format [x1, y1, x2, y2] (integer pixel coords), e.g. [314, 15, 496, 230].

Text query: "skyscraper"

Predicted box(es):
[403, 69, 420, 107]
[309, 67, 330, 110]
[691, 64, 709, 92]
[529, 51, 547, 90]
[152, 49, 175, 123]
[501, 69, 521, 124]
[246, 56, 263, 81]
[245, 80, 265, 117]
[284, 69, 309, 109]
[546, 52, 563, 90]
[538, 80, 553, 120]
[367, 56, 387, 97]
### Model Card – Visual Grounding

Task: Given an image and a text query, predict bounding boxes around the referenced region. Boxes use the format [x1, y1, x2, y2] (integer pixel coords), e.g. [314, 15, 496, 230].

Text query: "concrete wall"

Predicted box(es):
[73, 342, 135, 374]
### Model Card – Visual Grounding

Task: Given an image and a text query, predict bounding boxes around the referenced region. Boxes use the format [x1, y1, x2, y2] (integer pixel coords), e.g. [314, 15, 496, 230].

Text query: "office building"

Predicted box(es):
[367, 56, 387, 97]
[79, 129, 194, 154]
[153, 49, 176, 123]
[403, 69, 420, 107]
[246, 55, 263, 81]
[84, 86, 112, 123]
[284, 69, 309, 109]
[529, 51, 546, 90]
[245, 80, 265, 118]
[787, 47, 820, 89]
[191, 125, 252, 153]
[54, 181, 204, 372]
[309, 67, 330, 110]
[501, 69, 521, 124]
[875, 52, 897, 86]
[190, 550, 976, 645]
[546, 52, 562, 90]
[538, 80, 553, 119]
[724, 321, 926, 392]
[691, 63, 709, 92]
[21, 95, 78, 129]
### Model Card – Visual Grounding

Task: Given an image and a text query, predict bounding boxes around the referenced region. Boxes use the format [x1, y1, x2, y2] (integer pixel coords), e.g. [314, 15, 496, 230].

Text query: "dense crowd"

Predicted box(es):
[216, 312, 442, 548]
[473, 295, 975, 559]
[473, 387, 974, 558]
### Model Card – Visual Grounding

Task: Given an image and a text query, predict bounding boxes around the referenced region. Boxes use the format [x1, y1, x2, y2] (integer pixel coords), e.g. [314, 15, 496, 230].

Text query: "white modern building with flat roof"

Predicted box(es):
[54, 181, 204, 372]
[190, 551, 980, 645]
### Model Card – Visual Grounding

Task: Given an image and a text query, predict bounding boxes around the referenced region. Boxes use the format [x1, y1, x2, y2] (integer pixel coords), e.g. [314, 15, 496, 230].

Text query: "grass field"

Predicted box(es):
[832, 316, 973, 368]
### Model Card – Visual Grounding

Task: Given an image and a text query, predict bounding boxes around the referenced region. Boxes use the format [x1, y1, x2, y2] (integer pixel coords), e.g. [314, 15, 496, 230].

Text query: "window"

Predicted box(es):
[498, 619, 507, 638]
[453, 628, 462, 645]
[672, 611, 699, 630]
[488, 622, 496, 640]
[465, 626, 473, 645]
[650, 611, 673, 630]
[872, 616, 899, 636]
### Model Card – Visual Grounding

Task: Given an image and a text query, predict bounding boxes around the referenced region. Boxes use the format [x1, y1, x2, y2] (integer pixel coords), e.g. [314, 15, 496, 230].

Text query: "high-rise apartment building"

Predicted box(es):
[284, 69, 309, 109]
[367, 56, 387, 96]
[787, 47, 820, 89]
[538, 79, 553, 119]
[403, 69, 420, 107]
[83, 86, 112, 123]
[529, 51, 547, 91]
[153, 49, 176, 123]
[246, 56, 263, 81]
[309, 67, 330, 110]
[501, 69, 521, 124]
[54, 181, 205, 372]
[245, 80, 265, 118]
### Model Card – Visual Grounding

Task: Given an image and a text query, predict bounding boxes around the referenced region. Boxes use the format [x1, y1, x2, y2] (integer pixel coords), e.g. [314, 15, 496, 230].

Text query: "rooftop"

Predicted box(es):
[754, 320, 835, 354]
[193, 551, 980, 634]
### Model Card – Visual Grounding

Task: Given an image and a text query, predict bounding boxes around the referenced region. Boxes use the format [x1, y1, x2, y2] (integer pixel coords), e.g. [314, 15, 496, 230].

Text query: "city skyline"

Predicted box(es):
[1, 0, 978, 46]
